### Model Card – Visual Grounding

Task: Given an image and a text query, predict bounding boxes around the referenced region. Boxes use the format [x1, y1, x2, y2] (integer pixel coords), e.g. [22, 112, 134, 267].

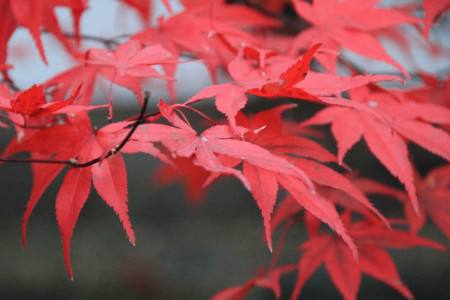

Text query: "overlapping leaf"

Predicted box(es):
[290, 0, 419, 75]
[0, 0, 86, 64]
[2, 112, 142, 278]
[302, 84, 450, 213]
[290, 217, 445, 300]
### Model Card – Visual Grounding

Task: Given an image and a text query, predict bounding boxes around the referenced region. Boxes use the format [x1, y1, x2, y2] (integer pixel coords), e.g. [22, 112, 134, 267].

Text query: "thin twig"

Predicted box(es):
[43, 30, 131, 49]
[0, 92, 150, 167]
[1, 70, 20, 92]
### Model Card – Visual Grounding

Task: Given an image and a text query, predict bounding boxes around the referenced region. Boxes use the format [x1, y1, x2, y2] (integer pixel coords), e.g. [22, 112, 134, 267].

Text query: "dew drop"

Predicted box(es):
[17, 131, 24, 143]
[368, 100, 378, 108]
[254, 125, 267, 134]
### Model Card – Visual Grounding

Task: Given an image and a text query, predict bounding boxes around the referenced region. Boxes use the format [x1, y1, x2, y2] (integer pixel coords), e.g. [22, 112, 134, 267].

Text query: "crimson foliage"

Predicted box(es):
[0, 0, 449, 299]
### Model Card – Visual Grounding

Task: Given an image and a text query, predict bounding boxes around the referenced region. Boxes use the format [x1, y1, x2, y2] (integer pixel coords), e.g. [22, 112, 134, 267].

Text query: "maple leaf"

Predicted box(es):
[1, 110, 151, 279]
[229, 43, 400, 108]
[290, 217, 445, 300]
[177, 0, 280, 30]
[146, 102, 381, 256]
[132, 101, 365, 254]
[134, 100, 315, 189]
[247, 43, 321, 101]
[423, 0, 450, 38]
[0, 0, 448, 292]
[44, 64, 99, 106]
[0, 64, 12, 72]
[10, 85, 46, 116]
[120, 0, 159, 23]
[271, 174, 390, 238]
[406, 165, 450, 239]
[404, 74, 450, 108]
[290, 158, 387, 223]
[55, 139, 136, 280]
[152, 157, 212, 205]
[0, 0, 87, 64]
[0, 0, 17, 64]
[302, 84, 450, 213]
[211, 264, 295, 300]
[367, 164, 450, 240]
[87, 41, 174, 78]
[234, 104, 387, 252]
[402, 74, 450, 131]
[10, 0, 49, 63]
[185, 44, 321, 130]
[0, 84, 103, 127]
[187, 41, 400, 134]
[290, 0, 419, 75]
[187, 83, 248, 130]
[87, 40, 175, 117]
[132, 1, 278, 83]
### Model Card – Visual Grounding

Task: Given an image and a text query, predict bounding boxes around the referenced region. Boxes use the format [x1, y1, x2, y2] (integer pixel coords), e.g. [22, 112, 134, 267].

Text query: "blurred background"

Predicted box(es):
[1, 136, 449, 299]
[1, 0, 449, 299]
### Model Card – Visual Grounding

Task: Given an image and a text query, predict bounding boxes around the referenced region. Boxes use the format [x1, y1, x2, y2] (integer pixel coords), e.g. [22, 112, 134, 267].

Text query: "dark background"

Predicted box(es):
[0, 108, 449, 300]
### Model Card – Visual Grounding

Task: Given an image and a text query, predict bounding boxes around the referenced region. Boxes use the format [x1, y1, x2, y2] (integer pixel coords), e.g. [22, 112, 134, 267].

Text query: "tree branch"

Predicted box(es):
[1, 70, 20, 92]
[0, 92, 150, 167]
[63, 32, 131, 49]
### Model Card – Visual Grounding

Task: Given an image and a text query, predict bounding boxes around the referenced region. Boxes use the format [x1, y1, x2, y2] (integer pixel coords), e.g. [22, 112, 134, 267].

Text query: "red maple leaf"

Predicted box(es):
[44, 64, 99, 106]
[247, 43, 321, 100]
[234, 105, 387, 251]
[423, 0, 450, 38]
[132, 1, 278, 84]
[290, 215, 445, 300]
[2, 112, 152, 279]
[406, 165, 450, 239]
[211, 264, 295, 300]
[0, 0, 448, 292]
[87, 40, 175, 117]
[364, 165, 450, 240]
[131, 100, 371, 254]
[152, 157, 213, 206]
[302, 84, 450, 213]
[119, 0, 168, 24]
[290, 0, 419, 75]
[0, 0, 86, 64]
[0, 84, 103, 125]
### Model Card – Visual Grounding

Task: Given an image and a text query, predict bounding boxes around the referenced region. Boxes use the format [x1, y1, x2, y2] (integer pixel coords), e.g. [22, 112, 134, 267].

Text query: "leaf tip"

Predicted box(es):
[21, 226, 29, 249]
[21, 238, 28, 249]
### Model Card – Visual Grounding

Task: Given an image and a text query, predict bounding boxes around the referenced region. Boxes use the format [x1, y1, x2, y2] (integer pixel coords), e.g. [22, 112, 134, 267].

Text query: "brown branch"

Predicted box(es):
[64, 32, 131, 49]
[0, 92, 150, 167]
[42, 30, 132, 50]
[1, 70, 20, 92]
